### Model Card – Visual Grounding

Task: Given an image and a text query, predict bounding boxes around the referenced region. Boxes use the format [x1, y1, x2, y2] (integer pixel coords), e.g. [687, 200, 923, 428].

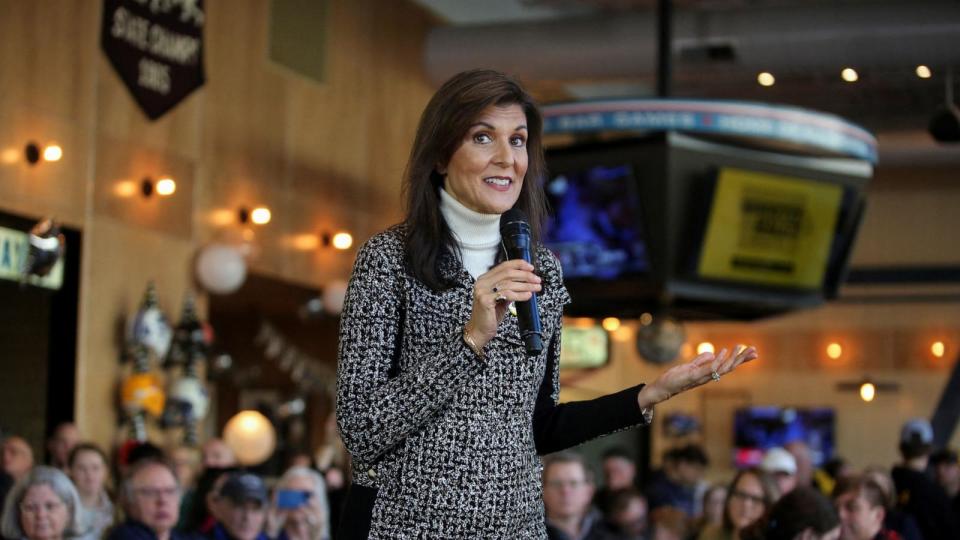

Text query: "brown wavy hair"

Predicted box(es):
[401, 69, 548, 291]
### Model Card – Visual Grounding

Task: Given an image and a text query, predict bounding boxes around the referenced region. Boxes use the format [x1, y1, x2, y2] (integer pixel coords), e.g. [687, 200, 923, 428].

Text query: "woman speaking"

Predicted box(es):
[336, 69, 757, 538]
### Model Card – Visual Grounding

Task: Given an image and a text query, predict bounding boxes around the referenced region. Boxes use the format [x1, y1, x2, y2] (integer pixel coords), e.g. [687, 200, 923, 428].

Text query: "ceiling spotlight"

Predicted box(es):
[826, 342, 843, 359]
[932, 341, 946, 358]
[916, 65, 932, 79]
[757, 72, 775, 87]
[859, 382, 876, 402]
[697, 342, 715, 355]
[841, 68, 859, 82]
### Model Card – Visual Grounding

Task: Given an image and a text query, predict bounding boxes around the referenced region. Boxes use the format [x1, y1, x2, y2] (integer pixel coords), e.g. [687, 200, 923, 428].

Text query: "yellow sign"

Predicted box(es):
[698, 168, 842, 289]
[0, 226, 64, 290]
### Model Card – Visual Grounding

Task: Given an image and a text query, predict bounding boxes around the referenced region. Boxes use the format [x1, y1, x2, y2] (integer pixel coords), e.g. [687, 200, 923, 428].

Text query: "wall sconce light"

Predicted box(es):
[238, 206, 271, 225]
[931, 341, 946, 358]
[24, 142, 63, 165]
[601, 317, 621, 332]
[826, 342, 843, 359]
[140, 176, 177, 198]
[837, 377, 899, 402]
[320, 231, 353, 250]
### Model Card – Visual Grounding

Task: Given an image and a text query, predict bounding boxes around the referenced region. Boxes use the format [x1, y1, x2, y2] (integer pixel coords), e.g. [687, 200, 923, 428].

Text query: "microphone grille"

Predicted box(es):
[500, 208, 529, 234]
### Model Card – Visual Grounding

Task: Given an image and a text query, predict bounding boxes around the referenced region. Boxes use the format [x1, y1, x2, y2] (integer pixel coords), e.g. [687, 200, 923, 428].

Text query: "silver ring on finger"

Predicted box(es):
[495, 292, 507, 303]
[711, 370, 721, 382]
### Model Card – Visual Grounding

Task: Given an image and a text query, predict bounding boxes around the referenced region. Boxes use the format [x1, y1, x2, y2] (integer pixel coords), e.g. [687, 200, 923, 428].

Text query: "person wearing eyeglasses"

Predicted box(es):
[697, 468, 779, 540]
[109, 459, 195, 540]
[0, 466, 89, 540]
[542, 452, 619, 540]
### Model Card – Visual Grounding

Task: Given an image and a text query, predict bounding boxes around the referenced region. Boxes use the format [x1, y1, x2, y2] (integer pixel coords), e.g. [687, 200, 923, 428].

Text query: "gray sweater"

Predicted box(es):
[336, 224, 649, 538]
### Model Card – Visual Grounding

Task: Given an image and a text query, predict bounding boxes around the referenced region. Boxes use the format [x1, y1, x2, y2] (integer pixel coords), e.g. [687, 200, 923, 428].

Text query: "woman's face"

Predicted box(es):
[727, 473, 767, 531]
[441, 103, 529, 215]
[19, 484, 69, 540]
[70, 450, 107, 497]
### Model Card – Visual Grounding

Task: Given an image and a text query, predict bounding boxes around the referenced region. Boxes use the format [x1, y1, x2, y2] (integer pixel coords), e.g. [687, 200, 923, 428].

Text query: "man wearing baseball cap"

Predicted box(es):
[209, 472, 269, 540]
[890, 418, 958, 540]
[760, 447, 798, 498]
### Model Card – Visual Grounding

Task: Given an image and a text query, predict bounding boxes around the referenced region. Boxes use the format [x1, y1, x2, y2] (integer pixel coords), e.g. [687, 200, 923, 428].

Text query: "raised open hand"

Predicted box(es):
[637, 345, 759, 409]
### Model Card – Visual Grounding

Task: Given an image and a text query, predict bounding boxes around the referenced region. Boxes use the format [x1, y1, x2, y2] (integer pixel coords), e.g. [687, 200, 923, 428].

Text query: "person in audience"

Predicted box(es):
[816, 457, 853, 497]
[3, 436, 36, 482]
[861, 467, 921, 540]
[929, 448, 960, 514]
[542, 452, 618, 540]
[47, 425, 80, 472]
[68, 443, 114, 539]
[692, 483, 727, 538]
[595, 448, 639, 513]
[762, 447, 799, 497]
[785, 441, 816, 491]
[646, 444, 709, 517]
[207, 472, 268, 540]
[266, 467, 330, 540]
[109, 459, 190, 540]
[167, 447, 201, 533]
[200, 442, 235, 471]
[604, 488, 648, 540]
[741, 486, 840, 540]
[832, 475, 898, 540]
[697, 468, 778, 540]
[890, 418, 959, 540]
[0, 466, 89, 540]
[648, 506, 690, 540]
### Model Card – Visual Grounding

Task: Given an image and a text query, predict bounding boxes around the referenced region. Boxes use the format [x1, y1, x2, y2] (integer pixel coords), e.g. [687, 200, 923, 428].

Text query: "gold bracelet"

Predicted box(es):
[463, 323, 485, 359]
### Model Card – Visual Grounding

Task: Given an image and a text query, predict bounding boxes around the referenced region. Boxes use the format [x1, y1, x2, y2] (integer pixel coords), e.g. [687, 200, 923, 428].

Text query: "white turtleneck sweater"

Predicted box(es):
[439, 188, 500, 279]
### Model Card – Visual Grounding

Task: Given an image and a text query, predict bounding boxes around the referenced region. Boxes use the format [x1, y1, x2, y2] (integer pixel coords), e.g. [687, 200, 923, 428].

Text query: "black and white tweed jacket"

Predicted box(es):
[336, 224, 649, 538]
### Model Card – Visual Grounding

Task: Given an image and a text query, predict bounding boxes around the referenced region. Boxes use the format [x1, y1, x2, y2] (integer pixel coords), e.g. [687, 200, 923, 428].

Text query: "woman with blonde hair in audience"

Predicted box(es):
[1, 466, 90, 540]
[698, 468, 778, 540]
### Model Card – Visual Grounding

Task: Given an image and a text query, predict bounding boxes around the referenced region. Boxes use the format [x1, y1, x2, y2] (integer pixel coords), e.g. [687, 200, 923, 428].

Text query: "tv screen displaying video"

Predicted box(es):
[733, 406, 835, 468]
[543, 164, 649, 280]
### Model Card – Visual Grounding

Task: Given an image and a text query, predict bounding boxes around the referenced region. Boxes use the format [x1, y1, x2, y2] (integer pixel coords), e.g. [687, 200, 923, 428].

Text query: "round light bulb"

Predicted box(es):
[859, 382, 876, 402]
[602, 317, 621, 332]
[43, 144, 63, 162]
[697, 342, 715, 355]
[932, 341, 946, 358]
[827, 342, 843, 359]
[916, 65, 932, 79]
[155, 178, 176, 196]
[332, 232, 353, 250]
[222, 410, 276, 465]
[841, 68, 859, 82]
[251, 207, 271, 225]
[639, 313, 653, 326]
[757, 72, 775, 87]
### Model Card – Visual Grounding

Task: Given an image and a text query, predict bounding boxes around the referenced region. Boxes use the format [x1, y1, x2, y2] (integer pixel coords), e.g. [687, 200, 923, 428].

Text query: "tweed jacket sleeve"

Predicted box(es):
[336, 230, 485, 465]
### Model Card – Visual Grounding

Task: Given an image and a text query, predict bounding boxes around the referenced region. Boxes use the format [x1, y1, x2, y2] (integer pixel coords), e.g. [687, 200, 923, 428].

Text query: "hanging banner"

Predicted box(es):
[101, 0, 206, 120]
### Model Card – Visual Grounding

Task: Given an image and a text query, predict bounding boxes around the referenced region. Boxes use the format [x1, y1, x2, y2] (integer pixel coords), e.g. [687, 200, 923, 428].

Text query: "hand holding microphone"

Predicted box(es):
[464, 209, 545, 357]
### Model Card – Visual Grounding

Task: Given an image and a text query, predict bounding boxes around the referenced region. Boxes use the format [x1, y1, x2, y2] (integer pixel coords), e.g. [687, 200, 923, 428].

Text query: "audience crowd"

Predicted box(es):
[1, 416, 958, 540]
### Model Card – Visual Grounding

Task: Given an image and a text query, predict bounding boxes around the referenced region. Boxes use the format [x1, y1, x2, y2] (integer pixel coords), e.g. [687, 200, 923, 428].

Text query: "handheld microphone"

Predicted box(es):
[499, 208, 543, 356]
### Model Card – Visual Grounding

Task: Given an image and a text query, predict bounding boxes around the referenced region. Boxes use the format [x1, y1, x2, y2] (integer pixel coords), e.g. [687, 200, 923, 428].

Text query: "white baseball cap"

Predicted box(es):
[760, 447, 798, 475]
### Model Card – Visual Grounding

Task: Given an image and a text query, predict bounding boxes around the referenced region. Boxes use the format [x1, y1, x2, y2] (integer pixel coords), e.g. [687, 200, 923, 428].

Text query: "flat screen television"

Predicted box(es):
[543, 132, 871, 320]
[733, 406, 835, 468]
[558, 324, 610, 369]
